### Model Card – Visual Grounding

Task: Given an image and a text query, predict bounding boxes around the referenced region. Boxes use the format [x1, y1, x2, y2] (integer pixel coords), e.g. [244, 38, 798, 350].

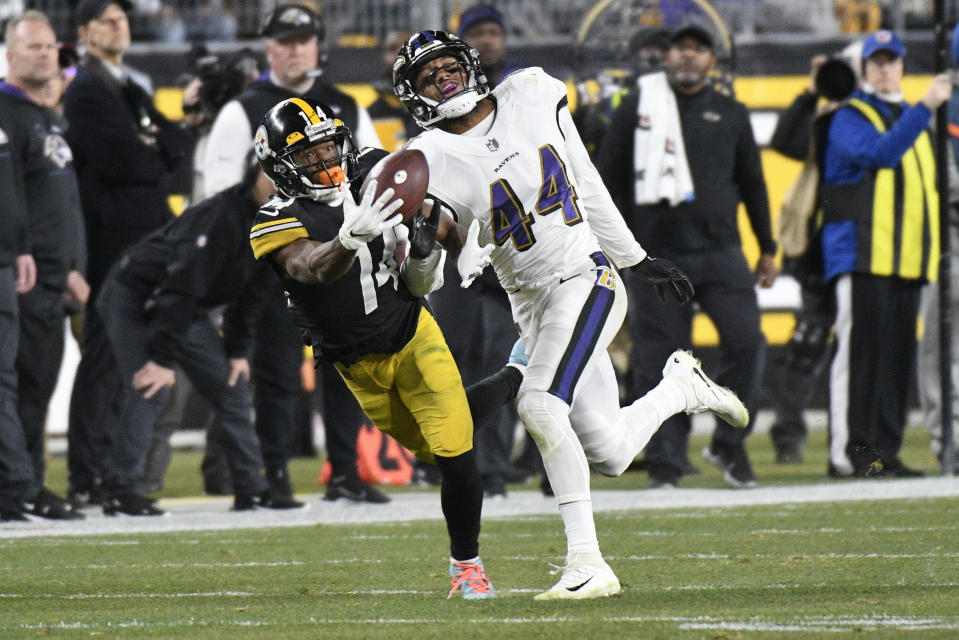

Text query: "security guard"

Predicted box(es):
[820, 30, 951, 478]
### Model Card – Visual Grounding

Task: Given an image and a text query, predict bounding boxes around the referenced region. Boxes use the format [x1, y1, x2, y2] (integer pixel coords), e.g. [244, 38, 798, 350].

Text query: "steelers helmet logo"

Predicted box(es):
[253, 125, 270, 160]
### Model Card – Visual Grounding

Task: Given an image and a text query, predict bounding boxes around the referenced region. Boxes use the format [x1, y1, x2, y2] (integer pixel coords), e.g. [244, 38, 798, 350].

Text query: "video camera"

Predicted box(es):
[184, 46, 261, 121]
[814, 56, 857, 102]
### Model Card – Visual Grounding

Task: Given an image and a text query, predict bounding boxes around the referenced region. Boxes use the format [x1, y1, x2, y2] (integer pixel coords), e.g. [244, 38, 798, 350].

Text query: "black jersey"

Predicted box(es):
[250, 149, 422, 364]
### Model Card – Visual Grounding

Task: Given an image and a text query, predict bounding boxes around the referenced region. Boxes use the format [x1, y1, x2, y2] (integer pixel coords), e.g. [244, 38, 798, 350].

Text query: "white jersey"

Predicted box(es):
[407, 67, 646, 292]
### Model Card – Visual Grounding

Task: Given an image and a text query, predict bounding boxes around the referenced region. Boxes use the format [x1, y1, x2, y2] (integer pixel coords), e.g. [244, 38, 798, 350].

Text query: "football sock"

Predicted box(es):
[465, 366, 523, 426]
[560, 499, 601, 556]
[641, 377, 688, 423]
[435, 449, 483, 561]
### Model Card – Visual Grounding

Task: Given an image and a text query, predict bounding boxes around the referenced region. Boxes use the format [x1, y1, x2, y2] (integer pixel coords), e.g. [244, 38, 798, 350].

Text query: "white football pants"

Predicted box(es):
[511, 257, 685, 508]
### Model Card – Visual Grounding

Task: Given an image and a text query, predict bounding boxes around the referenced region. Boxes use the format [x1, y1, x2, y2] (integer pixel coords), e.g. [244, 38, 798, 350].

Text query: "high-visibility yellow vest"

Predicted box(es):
[823, 98, 939, 281]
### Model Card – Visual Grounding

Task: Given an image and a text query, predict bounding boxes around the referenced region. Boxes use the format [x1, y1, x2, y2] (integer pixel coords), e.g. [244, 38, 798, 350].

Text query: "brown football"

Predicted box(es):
[360, 148, 430, 222]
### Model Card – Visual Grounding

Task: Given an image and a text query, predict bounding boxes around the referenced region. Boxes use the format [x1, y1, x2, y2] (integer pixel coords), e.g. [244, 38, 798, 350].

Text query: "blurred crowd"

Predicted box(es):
[1, 0, 957, 524]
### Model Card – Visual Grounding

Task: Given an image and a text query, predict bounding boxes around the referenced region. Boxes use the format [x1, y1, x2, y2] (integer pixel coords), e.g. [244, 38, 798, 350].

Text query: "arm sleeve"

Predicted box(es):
[7, 134, 32, 255]
[770, 91, 819, 160]
[221, 266, 268, 359]
[831, 102, 933, 170]
[66, 201, 88, 274]
[400, 248, 446, 297]
[557, 104, 647, 268]
[202, 100, 252, 197]
[594, 91, 639, 215]
[733, 105, 777, 255]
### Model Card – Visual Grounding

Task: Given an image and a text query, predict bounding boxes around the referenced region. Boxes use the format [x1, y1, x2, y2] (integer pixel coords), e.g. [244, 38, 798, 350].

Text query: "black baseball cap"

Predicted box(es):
[670, 25, 715, 52]
[457, 5, 505, 37]
[261, 4, 324, 41]
[76, 0, 132, 26]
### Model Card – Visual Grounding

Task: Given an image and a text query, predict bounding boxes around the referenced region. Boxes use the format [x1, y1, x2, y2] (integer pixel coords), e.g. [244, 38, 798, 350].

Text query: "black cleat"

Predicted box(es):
[324, 475, 390, 504]
[22, 488, 85, 520]
[233, 489, 306, 511]
[103, 493, 165, 516]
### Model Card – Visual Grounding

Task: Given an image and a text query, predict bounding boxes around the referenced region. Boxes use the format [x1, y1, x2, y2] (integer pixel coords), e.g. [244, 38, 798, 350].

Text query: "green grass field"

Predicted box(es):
[2, 427, 957, 639]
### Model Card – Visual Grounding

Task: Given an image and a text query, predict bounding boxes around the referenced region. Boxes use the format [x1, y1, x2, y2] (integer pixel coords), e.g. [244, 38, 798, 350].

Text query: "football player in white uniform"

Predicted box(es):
[393, 31, 751, 600]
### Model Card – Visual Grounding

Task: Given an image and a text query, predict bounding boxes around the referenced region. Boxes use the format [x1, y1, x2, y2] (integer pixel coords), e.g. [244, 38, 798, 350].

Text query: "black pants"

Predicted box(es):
[97, 277, 267, 498]
[252, 282, 304, 477]
[68, 224, 162, 493]
[15, 285, 66, 486]
[0, 266, 39, 508]
[66, 299, 121, 493]
[253, 280, 365, 479]
[316, 358, 365, 477]
[629, 247, 766, 482]
[829, 273, 921, 474]
[769, 274, 834, 453]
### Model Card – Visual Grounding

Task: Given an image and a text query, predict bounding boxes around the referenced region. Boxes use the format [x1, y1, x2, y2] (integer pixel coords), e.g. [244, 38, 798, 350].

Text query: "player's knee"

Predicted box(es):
[591, 451, 632, 477]
[517, 388, 568, 452]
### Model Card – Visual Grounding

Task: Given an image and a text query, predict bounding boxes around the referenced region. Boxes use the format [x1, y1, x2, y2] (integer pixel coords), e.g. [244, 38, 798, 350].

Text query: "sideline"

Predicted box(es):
[2, 476, 956, 539]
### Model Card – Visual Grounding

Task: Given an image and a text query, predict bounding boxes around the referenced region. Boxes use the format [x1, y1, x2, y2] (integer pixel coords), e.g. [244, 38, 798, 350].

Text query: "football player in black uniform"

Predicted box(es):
[250, 98, 521, 599]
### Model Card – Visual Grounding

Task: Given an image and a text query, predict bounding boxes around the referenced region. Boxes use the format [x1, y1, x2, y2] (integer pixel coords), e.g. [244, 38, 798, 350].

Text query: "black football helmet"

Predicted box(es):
[392, 30, 489, 129]
[253, 98, 359, 200]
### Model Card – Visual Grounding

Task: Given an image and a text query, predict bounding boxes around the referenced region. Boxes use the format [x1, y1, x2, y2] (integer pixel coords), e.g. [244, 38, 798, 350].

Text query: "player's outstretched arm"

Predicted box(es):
[401, 198, 450, 297]
[270, 236, 356, 285]
[270, 181, 405, 286]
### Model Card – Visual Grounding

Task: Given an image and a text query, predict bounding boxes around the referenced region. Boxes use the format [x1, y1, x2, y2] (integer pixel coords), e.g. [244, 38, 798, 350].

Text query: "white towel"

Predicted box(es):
[633, 72, 695, 207]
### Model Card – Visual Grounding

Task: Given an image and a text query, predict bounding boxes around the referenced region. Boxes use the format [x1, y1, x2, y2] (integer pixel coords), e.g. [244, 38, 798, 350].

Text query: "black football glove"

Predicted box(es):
[407, 197, 443, 259]
[632, 256, 695, 304]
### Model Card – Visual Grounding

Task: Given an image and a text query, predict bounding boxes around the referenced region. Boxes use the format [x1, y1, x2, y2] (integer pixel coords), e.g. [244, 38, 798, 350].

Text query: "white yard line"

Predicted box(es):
[1, 476, 957, 539]
[12, 614, 959, 633]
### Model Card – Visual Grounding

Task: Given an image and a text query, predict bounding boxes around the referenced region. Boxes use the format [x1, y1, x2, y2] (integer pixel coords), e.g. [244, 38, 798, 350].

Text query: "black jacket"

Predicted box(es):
[63, 55, 189, 287]
[0, 83, 86, 290]
[597, 84, 776, 256]
[237, 76, 360, 135]
[770, 90, 819, 161]
[0, 110, 28, 268]
[115, 183, 268, 367]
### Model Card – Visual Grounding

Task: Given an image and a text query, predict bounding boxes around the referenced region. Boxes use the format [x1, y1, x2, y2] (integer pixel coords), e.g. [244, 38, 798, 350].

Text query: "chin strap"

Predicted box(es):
[436, 90, 482, 120]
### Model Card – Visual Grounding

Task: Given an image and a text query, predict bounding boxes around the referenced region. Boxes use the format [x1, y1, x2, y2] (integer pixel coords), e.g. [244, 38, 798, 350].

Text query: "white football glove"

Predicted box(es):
[457, 219, 494, 288]
[337, 179, 405, 251]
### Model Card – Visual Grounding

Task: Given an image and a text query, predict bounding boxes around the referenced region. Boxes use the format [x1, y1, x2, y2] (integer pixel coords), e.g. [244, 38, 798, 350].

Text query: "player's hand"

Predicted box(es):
[65, 270, 90, 305]
[337, 179, 405, 251]
[15, 254, 36, 294]
[132, 360, 175, 399]
[408, 198, 442, 260]
[807, 54, 827, 93]
[632, 256, 694, 304]
[921, 73, 952, 110]
[227, 358, 250, 387]
[755, 253, 778, 288]
[457, 220, 493, 288]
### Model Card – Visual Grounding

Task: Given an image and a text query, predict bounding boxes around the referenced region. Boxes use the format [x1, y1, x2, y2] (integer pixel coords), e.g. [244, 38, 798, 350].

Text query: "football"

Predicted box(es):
[360, 148, 430, 222]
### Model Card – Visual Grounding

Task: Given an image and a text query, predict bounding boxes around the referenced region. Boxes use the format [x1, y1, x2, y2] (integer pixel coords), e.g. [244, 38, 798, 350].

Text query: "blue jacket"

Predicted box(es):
[820, 89, 933, 281]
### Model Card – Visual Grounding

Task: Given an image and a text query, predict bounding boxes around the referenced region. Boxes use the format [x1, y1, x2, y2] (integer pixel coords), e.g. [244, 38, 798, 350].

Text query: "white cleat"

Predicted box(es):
[533, 553, 622, 601]
[663, 349, 749, 429]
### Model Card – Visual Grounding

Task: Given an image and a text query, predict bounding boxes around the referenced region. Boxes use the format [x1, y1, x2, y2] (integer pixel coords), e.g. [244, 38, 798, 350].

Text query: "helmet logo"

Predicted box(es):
[253, 125, 270, 159]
